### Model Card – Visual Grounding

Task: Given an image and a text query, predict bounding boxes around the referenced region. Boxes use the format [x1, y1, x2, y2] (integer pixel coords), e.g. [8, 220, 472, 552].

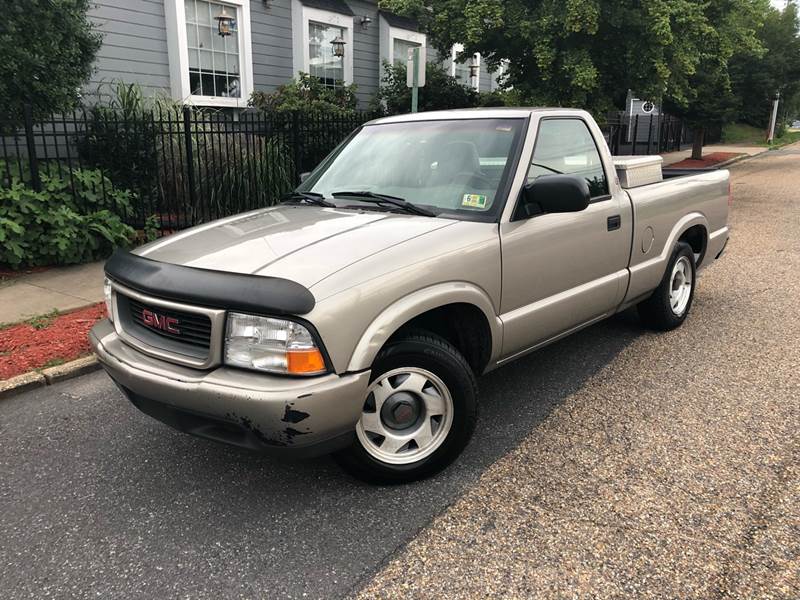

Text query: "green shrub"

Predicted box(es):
[0, 168, 134, 268]
[156, 117, 294, 224]
[249, 73, 359, 116]
[372, 61, 479, 115]
[76, 82, 179, 196]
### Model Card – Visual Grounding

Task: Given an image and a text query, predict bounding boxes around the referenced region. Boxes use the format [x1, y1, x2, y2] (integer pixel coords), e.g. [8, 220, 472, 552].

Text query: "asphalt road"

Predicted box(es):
[1, 313, 639, 599]
[2, 146, 798, 599]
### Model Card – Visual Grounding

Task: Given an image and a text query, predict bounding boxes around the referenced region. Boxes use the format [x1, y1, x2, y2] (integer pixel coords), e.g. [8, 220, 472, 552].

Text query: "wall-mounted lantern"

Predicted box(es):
[215, 6, 236, 37]
[331, 35, 346, 58]
[359, 16, 372, 30]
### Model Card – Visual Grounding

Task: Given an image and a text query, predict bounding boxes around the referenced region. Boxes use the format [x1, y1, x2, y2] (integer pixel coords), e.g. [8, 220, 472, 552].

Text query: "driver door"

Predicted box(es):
[499, 117, 631, 360]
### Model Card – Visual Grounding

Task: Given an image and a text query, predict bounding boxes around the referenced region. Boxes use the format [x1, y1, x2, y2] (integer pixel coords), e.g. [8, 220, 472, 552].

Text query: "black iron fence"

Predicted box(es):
[2, 105, 721, 234]
[599, 112, 721, 156]
[1, 105, 376, 232]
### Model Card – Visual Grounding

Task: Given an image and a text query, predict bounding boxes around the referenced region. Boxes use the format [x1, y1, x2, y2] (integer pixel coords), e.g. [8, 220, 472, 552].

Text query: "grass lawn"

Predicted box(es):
[721, 123, 800, 148]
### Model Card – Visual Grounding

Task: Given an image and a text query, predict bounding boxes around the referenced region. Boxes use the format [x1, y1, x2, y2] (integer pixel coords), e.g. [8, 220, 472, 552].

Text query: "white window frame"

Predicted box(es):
[490, 59, 510, 91]
[292, 1, 354, 85]
[165, 0, 254, 108]
[379, 16, 426, 77]
[450, 44, 480, 91]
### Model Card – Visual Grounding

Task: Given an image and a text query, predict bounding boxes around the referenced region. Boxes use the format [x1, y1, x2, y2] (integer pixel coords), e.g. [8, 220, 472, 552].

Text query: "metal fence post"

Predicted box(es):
[292, 111, 302, 184]
[182, 106, 197, 211]
[23, 103, 41, 191]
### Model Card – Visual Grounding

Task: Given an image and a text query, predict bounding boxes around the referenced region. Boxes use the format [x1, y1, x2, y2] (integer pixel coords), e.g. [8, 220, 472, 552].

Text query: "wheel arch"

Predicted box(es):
[626, 212, 709, 303]
[677, 222, 709, 267]
[346, 283, 502, 374]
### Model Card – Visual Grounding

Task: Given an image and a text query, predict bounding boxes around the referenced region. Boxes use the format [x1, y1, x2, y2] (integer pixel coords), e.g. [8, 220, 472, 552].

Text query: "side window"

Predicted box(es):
[527, 119, 608, 198]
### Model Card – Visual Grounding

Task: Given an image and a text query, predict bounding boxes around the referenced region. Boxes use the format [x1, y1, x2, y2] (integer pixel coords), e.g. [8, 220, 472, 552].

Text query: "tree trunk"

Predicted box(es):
[691, 127, 705, 160]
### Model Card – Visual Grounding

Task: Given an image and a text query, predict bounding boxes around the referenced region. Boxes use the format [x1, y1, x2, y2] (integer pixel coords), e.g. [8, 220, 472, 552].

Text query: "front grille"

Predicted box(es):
[126, 297, 212, 350]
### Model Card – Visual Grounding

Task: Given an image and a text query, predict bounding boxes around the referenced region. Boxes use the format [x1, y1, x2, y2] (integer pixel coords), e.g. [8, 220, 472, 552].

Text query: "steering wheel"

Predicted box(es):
[452, 171, 493, 188]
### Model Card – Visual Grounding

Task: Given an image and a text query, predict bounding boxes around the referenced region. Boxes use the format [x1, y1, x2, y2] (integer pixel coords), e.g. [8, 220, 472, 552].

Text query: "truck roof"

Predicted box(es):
[366, 107, 589, 126]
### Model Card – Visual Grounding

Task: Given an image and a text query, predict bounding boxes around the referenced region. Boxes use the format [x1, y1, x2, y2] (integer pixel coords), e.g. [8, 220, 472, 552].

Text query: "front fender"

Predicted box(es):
[345, 282, 503, 373]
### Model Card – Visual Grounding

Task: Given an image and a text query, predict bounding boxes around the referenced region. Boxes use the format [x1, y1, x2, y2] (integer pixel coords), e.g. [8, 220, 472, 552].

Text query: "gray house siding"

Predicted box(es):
[348, 0, 380, 105]
[250, 0, 295, 90]
[87, 0, 171, 98]
[85, 0, 497, 108]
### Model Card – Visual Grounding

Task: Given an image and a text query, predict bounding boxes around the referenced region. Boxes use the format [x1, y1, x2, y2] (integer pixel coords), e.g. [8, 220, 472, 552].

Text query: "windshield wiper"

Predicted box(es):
[331, 191, 436, 217]
[280, 191, 335, 208]
[530, 163, 564, 175]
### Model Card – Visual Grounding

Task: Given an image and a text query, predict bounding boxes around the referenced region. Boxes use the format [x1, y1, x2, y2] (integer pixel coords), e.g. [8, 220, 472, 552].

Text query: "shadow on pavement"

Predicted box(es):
[1, 309, 645, 599]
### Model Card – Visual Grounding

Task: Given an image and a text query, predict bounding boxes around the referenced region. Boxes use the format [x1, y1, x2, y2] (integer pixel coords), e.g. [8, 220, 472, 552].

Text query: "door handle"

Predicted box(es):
[607, 215, 621, 231]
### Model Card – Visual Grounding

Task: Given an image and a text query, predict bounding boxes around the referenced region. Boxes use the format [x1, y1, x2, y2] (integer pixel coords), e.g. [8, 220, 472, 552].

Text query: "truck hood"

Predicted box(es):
[134, 205, 457, 288]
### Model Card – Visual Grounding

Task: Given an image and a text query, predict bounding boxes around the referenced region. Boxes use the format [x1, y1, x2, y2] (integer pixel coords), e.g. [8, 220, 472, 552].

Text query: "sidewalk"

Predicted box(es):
[660, 142, 768, 166]
[0, 261, 105, 324]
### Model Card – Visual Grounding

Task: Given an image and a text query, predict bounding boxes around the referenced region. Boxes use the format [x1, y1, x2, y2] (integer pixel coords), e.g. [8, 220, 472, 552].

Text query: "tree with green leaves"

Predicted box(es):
[380, 0, 716, 114]
[382, 0, 770, 158]
[663, 0, 768, 158]
[0, 0, 102, 128]
[729, 1, 800, 132]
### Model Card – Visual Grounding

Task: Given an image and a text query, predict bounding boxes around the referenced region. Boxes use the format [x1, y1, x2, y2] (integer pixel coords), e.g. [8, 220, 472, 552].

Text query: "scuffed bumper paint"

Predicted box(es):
[89, 319, 370, 456]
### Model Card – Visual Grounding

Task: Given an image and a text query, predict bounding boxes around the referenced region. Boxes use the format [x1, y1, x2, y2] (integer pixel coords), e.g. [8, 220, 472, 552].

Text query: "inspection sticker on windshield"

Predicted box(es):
[462, 194, 487, 209]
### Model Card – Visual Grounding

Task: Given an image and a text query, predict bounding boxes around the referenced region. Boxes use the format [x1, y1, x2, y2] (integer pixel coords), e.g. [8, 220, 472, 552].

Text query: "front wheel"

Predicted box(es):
[334, 332, 478, 484]
[638, 241, 696, 331]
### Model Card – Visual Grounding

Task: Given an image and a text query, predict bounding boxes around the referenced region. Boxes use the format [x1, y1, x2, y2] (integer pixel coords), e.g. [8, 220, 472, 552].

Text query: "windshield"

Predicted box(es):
[297, 118, 526, 220]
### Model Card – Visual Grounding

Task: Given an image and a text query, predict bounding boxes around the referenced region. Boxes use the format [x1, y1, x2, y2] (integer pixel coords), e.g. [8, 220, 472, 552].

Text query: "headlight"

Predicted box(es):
[224, 313, 327, 376]
[104, 278, 114, 322]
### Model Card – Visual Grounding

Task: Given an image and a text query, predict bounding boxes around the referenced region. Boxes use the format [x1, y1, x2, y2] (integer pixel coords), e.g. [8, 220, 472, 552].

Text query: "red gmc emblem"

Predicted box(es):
[142, 308, 180, 334]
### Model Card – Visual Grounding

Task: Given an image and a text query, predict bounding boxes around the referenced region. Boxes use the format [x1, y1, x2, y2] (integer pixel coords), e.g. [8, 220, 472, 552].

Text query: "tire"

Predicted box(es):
[334, 331, 478, 484]
[637, 241, 696, 331]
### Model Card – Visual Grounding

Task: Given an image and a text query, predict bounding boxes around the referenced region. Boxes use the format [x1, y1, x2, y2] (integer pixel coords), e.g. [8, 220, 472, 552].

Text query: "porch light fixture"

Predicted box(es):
[359, 15, 372, 29]
[215, 6, 235, 37]
[331, 35, 346, 58]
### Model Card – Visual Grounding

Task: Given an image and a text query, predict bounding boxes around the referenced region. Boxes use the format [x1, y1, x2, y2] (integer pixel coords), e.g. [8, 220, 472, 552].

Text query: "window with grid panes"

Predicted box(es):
[185, 0, 241, 98]
[309, 22, 345, 88]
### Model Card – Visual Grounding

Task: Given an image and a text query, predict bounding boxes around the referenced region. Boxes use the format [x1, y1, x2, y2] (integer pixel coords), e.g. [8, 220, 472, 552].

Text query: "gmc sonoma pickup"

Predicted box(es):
[90, 108, 730, 483]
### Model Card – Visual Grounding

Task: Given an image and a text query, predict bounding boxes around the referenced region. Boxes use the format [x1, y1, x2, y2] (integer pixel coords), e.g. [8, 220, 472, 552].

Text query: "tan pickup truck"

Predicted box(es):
[91, 108, 730, 483]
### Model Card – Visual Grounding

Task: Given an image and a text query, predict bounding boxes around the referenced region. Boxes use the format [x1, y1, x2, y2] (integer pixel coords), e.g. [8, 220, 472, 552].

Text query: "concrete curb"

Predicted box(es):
[715, 153, 764, 169]
[0, 355, 101, 401]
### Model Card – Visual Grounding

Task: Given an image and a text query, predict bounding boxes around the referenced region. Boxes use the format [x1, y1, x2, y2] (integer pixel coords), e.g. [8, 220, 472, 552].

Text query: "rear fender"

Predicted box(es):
[626, 212, 709, 302]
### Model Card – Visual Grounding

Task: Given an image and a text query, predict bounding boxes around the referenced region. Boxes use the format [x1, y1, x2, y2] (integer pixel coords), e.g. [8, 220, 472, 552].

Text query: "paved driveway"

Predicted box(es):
[1, 147, 798, 599]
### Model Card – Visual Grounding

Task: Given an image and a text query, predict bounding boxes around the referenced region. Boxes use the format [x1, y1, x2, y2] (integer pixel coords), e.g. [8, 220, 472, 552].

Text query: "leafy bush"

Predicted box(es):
[372, 61, 481, 115]
[77, 82, 182, 197]
[0, 169, 134, 268]
[157, 121, 294, 225]
[249, 73, 359, 116]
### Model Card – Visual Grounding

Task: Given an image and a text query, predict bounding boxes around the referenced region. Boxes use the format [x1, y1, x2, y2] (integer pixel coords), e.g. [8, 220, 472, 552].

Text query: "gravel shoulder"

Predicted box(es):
[356, 147, 800, 599]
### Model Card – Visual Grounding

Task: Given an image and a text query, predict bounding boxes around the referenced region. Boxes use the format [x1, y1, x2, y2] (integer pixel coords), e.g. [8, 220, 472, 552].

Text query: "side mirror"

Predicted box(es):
[299, 171, 312, 183]
[515, 175, 591, 220]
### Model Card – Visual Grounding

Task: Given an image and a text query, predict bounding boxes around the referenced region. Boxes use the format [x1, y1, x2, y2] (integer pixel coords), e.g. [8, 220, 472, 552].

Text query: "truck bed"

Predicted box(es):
[622, 168, 730, 305]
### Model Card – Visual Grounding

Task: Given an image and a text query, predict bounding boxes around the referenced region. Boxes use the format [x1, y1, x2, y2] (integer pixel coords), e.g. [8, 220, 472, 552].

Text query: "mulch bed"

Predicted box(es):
[0, 303, 106, 380]
[669, 152, 744, 169]
[0, 266, 50, 284]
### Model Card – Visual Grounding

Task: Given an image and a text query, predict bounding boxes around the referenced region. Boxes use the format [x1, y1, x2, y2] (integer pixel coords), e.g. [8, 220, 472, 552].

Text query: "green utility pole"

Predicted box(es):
[411, 47, 420, 113]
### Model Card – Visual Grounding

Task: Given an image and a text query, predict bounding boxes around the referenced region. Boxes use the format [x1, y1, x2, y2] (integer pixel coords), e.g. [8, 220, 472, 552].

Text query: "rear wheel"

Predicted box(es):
[638, 241, 696, 331]
[334, 332, 478, 484]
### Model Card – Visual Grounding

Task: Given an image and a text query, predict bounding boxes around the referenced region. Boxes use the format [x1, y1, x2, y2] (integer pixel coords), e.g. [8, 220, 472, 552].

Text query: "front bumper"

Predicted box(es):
[90, 319, 370, 456]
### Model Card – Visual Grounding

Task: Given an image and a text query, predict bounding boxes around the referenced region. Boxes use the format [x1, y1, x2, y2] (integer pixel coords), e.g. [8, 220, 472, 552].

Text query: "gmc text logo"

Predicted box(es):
[142, 308, 180, 334]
